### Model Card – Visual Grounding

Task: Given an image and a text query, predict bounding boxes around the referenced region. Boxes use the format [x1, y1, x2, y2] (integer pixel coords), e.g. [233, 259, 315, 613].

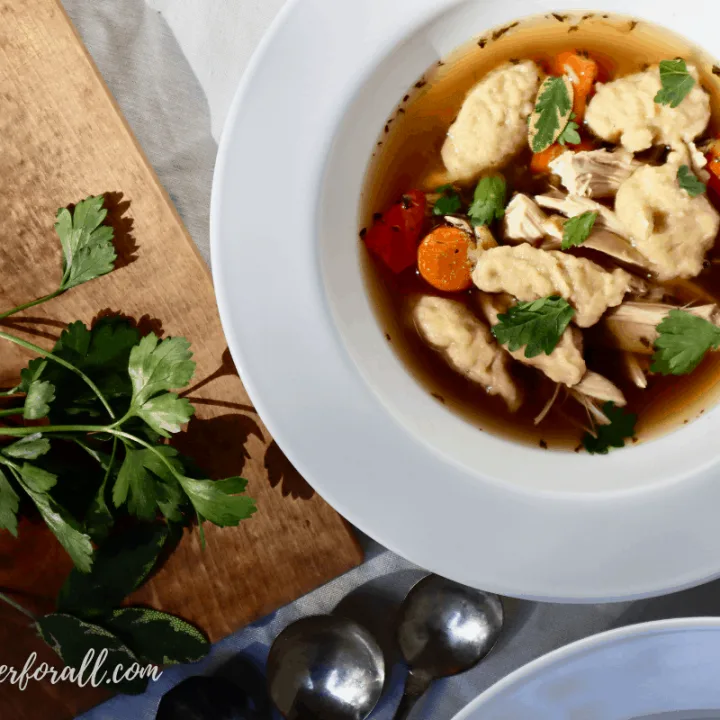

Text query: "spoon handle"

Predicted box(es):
[392, 671, 433, 720]
[392, 692, 422, 720]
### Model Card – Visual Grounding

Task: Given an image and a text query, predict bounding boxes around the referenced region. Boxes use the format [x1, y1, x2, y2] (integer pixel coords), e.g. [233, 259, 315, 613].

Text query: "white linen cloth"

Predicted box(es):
[55, 1, 720, 718]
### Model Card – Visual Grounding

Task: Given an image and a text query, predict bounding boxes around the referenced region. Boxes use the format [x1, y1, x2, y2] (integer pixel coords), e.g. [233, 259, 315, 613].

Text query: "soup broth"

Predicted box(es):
[360, 13, 720, 451]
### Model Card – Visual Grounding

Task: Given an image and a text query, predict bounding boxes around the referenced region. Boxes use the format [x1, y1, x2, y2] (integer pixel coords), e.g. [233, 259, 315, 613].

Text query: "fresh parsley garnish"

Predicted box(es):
[652, 309, 720, 375]
[557, 114, 581, 146]
[492, 296, 576, 359]
[583, 402, 638, 455]
[468, 176, 507, 226]
[654, 59, 695, 108]
[433, 184, 463, 216]
[55, 195, 117, 290]
[529, 76, 574, 153]
[562, 211, 598, 250]
[677, 165, 706, 197]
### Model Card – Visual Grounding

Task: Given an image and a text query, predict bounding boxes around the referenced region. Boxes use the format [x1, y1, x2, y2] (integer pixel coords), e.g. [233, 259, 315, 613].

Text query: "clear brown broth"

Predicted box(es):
[360, 12, 720, 451]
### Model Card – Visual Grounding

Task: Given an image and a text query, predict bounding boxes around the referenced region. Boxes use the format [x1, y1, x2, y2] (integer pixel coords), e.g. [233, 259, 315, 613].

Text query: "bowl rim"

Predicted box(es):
[452, 617, 720, 719]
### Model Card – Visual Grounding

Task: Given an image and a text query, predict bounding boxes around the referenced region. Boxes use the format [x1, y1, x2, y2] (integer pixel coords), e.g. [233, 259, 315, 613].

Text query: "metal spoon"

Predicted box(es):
[267, 615, 385, 720]
[393, 574, 504, 720]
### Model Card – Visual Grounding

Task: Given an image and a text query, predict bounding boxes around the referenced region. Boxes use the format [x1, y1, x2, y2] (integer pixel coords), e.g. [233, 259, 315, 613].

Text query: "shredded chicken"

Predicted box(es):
[585, 64, 711, 152]
[597, 302, 720, 354]
[615, 151, 720, 280]
[549, 149, 640, 198]
[536, 190, 628, 237]
[471, 244, 637, 327]
[412, 296, 522, 411]
[504, 194, 563, 244]
[442, 61, 540, 182]
[572, 371, 628, 407]
[478, 293, 586, 386]
[506, 193, 647, 267]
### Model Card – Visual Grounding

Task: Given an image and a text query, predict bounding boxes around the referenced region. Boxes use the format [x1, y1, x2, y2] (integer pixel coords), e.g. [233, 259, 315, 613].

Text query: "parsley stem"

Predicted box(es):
[0, 592, 38, 622]
[0, 409, 22, 418]
[0, 424, 106, 437]
[0, 289, 64, 321]
[0, 331, 116, 420]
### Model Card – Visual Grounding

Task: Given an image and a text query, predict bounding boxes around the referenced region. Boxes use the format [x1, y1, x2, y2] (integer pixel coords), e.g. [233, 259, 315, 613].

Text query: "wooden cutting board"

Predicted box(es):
[0, 0, 363, 716]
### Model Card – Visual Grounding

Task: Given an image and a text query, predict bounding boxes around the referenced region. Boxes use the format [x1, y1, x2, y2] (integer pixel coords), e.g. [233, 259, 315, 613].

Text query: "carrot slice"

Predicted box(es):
[531, 137, 596, 175]
[417, 226, 474, 292]
[553, 51, 599, 121]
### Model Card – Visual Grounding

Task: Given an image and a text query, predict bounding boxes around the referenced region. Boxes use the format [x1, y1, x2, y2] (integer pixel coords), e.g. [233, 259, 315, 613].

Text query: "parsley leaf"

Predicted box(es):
[114, 448, 158, 521]
[24, 380, 55, 420]
[557, 116, 581, 146]
[1, 434, 51, 460]
[583, 402, 638, 455]
[492, 296, 576, 359]
[178, 475, 256, 528]
[55, 196, 117, 290]
[652, 309, 720, 375]
[23, 484, 94, 572]
[433, 185, 463, 216]
[678, 165, 706, 197]
[0, 468, 20, 537]
[58, 526, 168, 616]
[654, 59, 695, 108]
[135, 393, 195, 438]
[529, 76, 574, 153]
[468, 176, 507, 226]
[562, 211, 598, 250]
[128, 334, 196, 408]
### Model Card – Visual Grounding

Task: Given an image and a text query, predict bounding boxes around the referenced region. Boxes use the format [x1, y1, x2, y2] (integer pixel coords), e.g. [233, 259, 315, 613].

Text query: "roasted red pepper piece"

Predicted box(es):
[364, 190, 427, 273]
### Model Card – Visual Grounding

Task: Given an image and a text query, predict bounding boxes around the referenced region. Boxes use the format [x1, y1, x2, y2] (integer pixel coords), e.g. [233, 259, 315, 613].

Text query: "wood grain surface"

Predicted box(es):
[0, 0, 363, 716]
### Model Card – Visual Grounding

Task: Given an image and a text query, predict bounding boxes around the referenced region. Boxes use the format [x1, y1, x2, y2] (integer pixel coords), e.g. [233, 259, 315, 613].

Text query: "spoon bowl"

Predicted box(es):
[394, 575, 504, 719]
[267, 615, 385, 720]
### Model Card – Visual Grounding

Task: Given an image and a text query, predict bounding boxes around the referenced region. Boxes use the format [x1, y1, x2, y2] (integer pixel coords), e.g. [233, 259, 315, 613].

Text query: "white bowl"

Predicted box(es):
[211, 0, 720, 601]
[453, 618, 720, 719]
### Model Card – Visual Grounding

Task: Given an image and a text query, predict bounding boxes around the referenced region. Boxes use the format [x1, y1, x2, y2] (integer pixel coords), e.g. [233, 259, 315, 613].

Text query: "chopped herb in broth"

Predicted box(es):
[360, 12, 720, 452]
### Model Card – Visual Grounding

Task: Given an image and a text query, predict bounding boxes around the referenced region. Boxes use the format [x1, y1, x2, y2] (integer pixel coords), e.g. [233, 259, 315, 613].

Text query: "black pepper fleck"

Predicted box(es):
[632, 437, 639, 444]
[574, 444, 583, 454]
[359, 228, 367, 239]
[391, 226, 401, 233]
[582, 13, 594, 20]
[640, 337, 651, 349]
[701, 409, 706, 415]
[415, 79, 427, 89]
[385, 333, 392, 342]
[431, 393, 447, 405]
[713, 66, 720, 77]
[491, 22, 519, 41]
[684, 420, 689, 424]
[551, 13, 567, 22]
[403, 94, 410, 102]
[373, 212, 383, 221]
[629, 20, 639, 31]
[568, 25, 579, 33]
[478, 37, 488, 48]
[539, 440, 548, 450]
[398, 108, 406, 115]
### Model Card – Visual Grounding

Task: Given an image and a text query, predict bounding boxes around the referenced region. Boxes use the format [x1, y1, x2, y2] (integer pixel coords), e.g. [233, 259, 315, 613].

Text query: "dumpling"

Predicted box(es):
[442, 61, 540, 182]
[585, 64, 711, 152]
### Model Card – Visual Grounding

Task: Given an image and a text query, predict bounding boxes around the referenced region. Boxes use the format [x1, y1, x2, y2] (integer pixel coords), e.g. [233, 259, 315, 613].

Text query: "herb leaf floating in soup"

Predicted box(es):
[562, 211, 598, 250]
[654, 58, 696, 108]
[583, 402, 638, 455]
[361, 14, 720, 453]
[652, 310, 720, 375]
[469, 176, 507, 226]
[492, 297, 576, 359]
[433, 185, 463, 216]
[529, 76, 574, 153]
[677, 164, 707, 197]
[557, 114, 582, 147]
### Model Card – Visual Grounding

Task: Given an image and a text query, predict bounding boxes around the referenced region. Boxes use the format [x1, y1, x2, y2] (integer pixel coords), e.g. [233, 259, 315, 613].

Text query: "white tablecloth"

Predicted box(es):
[56, 2, 720, 718]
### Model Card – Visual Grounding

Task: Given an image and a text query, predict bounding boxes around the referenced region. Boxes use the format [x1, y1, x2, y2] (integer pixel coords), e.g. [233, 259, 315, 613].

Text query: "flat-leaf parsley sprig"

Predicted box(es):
[0, 196, 256, 573]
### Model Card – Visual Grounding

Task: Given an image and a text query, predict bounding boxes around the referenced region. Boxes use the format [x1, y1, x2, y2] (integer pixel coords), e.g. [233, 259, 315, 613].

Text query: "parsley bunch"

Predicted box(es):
[0, 196, 256, 574]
